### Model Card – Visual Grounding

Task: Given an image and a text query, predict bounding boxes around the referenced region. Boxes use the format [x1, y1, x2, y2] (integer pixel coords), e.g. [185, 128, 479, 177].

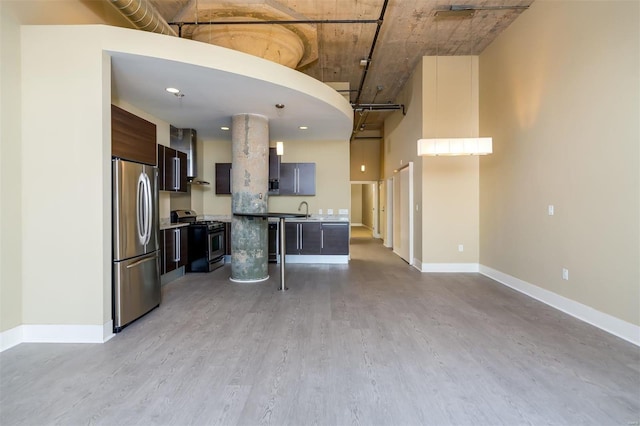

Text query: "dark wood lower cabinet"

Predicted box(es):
[162, 227, 188, 274]
[285, 222, 322, 255]
[284, 221, 349, 256]
[321, 222, 350, 255]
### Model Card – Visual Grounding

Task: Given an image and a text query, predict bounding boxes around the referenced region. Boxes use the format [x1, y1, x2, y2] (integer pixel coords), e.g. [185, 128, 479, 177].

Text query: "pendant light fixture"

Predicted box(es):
[417, 12, 492, 156]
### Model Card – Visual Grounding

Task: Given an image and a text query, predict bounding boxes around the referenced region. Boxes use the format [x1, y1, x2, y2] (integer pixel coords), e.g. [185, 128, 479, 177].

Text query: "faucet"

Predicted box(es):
[298, 201, 309, 218]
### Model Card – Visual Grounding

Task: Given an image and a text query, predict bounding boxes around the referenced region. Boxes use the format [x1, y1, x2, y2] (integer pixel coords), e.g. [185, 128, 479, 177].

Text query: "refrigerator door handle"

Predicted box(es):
[136, 173, 146, 245]
[126, 253, 158, 269]
[143, 171, 153, 246]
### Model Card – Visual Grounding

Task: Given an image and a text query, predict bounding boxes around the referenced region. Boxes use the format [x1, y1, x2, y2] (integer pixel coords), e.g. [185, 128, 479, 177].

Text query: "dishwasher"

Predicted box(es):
[268, 222, 278, 263]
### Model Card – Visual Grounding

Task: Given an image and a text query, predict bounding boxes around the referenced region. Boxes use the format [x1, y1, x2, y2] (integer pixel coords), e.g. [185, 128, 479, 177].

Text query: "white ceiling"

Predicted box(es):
[110, 50, 352, 141]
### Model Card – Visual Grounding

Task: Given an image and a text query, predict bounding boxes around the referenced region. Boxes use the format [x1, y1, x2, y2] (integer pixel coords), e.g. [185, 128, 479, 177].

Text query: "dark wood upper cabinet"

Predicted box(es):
[279, 163, 316, 196]
[111, 105, 156, 165]
[158, 145, 187, 192]
[215, 163, 232, 195]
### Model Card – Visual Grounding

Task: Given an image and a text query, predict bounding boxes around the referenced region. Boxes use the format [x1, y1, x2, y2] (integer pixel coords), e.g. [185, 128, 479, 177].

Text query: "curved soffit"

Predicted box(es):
[99, 25, 352, 140]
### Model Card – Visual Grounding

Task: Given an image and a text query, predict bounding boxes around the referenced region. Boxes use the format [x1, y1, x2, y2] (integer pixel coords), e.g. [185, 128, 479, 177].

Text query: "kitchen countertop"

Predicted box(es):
[159, 222, 190, 230]
[199, 214, 349, 223]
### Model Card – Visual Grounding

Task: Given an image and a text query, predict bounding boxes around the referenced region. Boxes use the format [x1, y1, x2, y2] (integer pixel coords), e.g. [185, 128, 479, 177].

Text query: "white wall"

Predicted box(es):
[384, 56, 481, 268]
[350, 184, 363, 224]
[421, 56, 480, 266]
[384, 63, 423, 265]
[480, 0, 639, 328]
[0, 3, 23, 333]
[21, 27, 111, 328]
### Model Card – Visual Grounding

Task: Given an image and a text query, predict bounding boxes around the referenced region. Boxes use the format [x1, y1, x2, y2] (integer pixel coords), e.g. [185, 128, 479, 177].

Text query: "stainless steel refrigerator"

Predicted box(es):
[112, 158, 161, 332]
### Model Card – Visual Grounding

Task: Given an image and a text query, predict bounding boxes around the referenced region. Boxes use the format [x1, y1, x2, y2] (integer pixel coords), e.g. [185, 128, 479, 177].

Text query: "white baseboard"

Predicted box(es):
[0, 325, 23, 352]
[480, 265, 640, 347]
[284, 255, 349, 264]
[420, 263, 480, 273]
[1, 321, 115, 352]
[350, 222, 364, 227]
[411, 258, 423, 271]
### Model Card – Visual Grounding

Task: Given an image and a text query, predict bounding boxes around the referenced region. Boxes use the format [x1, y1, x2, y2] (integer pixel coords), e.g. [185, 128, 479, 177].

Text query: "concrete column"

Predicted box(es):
[230, 113, 269, 282]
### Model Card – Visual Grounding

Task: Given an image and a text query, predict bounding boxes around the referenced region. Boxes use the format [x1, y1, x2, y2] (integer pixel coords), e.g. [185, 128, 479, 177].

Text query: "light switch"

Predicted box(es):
[318, 209, 323, 215]
[327, 209, 334, 215]
[548, 205, 555, 216]
[458, 245, 464, 252]
[562, 268, 569, 280]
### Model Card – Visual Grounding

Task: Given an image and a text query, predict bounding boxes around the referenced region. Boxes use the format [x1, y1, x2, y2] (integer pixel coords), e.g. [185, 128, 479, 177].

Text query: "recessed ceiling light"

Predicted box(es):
[221, 126, 230, 131]
[165, 87, 180, 94]
[299, 126, 308, 130]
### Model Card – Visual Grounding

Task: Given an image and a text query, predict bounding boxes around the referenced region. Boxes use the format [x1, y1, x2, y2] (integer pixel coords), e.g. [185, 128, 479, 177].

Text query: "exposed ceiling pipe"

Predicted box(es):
[108, 0, 177, 36]
[353, 0, 390, 107]
[170, 19, 380, 25]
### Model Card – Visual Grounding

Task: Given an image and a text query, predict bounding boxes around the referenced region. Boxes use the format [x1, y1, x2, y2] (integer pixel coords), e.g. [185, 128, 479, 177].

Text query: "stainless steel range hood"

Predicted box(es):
[170, 126, 210, 185]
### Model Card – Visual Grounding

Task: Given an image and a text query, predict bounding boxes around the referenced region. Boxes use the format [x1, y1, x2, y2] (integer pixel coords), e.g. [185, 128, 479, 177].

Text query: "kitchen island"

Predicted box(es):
[233, 212, 307, 291]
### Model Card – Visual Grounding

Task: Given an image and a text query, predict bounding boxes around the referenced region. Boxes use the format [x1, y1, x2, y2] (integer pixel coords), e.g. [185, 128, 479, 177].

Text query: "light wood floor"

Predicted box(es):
[350, 225, 373, 239]
[1, 238, 639, 425]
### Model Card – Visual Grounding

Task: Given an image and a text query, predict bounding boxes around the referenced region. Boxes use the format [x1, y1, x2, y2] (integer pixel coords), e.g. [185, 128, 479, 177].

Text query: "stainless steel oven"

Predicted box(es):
[207, 224, 225, 264]
[171, 210, 226, 272]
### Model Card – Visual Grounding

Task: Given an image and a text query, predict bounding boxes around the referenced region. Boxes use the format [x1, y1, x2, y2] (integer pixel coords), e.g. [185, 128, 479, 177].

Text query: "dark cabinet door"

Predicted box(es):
[321, 223, 350, 255]
[163, 227, 188, 272]
[164, 229, 176, 274]
[176, 150, 188, 192]
[300, 222, 322, 254]
[178, 227, 189, 268]
[163, 146, 176, 190]
[277, 163, 315, 195]
[296, 163, 316, 196]
[157, 145, 165, 190]
[111, 104, 156, 165]
[278, 163, 296, 195]
[159, 146, 187, 193]
[285, 222, 299, 254]
[215, 163, 232, 194]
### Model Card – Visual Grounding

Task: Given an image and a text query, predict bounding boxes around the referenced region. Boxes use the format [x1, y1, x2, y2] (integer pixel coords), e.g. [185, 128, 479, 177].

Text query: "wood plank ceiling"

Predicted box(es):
[148, 0, 534, 135]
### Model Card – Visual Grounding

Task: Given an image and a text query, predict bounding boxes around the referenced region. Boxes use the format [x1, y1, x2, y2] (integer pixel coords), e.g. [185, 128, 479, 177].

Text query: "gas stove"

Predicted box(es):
[170, 210, 226, 272]
[171, 210, 223, 228]
[191, 220, 225, 231]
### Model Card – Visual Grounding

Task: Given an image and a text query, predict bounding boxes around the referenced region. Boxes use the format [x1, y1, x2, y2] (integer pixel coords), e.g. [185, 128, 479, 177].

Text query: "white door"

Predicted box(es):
[399, 167, 411, 263]
[385, 178, 393, 248]
[392, 175, 400, 253]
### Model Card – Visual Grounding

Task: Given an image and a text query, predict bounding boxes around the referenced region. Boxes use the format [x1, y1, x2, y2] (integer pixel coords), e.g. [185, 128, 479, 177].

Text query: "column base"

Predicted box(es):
[229, 275, 270, 284]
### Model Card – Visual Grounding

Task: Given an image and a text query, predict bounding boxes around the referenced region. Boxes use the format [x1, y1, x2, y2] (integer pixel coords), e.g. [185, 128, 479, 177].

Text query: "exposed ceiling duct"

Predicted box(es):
[108, 0, 177, 36]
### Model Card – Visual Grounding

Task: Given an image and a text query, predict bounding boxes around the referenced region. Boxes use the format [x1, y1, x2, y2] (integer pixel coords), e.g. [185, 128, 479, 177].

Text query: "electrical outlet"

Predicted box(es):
[548, 205, 555, 216]
[339, 209, 348, 215]
[458, 244, 464, 252]
[562, 268, 569, 280]
[327, 209, 334, 215]
[318, 209, 323, 215]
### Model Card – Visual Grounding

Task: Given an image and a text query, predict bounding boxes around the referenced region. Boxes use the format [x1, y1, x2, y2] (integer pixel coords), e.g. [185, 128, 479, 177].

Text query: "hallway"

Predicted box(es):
[1, 239, 638, 425]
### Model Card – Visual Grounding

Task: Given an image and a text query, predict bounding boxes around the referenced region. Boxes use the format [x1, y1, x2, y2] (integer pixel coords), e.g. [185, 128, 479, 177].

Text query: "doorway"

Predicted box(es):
[350, 181, 379, 239]
[391, 162, 413, 264]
